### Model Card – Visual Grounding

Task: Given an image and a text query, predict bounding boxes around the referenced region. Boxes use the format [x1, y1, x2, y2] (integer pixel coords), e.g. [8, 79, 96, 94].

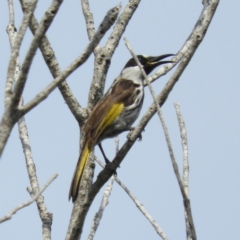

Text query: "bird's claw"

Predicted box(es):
[127, 127, 144, 141]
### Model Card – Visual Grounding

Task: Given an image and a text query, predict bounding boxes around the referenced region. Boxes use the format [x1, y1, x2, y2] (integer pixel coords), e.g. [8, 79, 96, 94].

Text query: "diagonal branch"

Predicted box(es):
[87, 174, 115, 240]
[12, 0, 63, 109]
[146, 0, 219, 85]
[174, 103, 193, 240]
[124, 37, 170, 131]
[95, 157, 168, 240]
[5, 0, 38, 108]
[0, 1, 63, 157]
[20, 0, 87, 125]
[81, 0, 100, 54]
[19, 3, 121, 117]
[0, 174, 58, 224]
[87, 137, 119, 240]
[6, 0, 21, 107]
[87, 0, 141, 110]
[18, 103, 54, 239]
[0, 3, 121, 158]
[73, 1, 219, 236]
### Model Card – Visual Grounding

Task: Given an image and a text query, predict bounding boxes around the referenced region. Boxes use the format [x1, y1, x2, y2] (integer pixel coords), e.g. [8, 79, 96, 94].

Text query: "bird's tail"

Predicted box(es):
[69, 143, 91, 202]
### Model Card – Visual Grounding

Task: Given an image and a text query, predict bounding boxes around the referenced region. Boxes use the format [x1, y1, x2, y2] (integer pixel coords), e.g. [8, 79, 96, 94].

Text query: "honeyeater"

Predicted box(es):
[69, 54, 174, 202]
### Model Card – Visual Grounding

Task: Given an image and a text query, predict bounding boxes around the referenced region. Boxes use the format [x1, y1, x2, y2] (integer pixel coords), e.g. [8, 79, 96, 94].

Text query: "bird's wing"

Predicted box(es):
[85, 79, 136, 142]
[69, 79, 135, 202]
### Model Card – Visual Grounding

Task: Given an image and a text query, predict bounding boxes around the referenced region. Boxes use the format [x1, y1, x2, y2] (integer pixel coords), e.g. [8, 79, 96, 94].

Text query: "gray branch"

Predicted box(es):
[0, 174, 57, 224]
[20, 0, 87, 125]
[81, 0, 100, 54]
[5, 0, 38, 108]
[87, 137, 119, 240]
[18, 109, 54, 240]
[95, 157, 168, 240]
[146, 0, 219, 85]
[66, 1, 219, 238]
[87, 0, 140, 111]
[20, 3, 121, 117]
[87, 175, 115, 240]
[0, 3, 120, 157]
[12, 0, 63, 109]
[174, 103, 192, 240]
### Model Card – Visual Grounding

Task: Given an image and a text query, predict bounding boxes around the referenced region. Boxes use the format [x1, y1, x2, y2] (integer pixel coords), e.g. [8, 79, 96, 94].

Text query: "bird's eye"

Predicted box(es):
[138, 56, 143, 62]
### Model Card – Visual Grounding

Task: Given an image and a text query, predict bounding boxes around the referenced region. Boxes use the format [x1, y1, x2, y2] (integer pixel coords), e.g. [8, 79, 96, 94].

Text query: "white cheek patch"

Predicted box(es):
[121, 66, 143, 83]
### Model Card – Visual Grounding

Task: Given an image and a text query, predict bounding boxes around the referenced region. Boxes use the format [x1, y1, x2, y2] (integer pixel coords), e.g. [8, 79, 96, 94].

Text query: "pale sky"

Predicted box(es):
[0, 1, 239, 240]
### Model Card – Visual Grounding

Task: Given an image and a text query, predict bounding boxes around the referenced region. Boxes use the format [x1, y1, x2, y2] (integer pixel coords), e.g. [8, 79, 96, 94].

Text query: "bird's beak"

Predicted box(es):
[147, 54, 175, 67]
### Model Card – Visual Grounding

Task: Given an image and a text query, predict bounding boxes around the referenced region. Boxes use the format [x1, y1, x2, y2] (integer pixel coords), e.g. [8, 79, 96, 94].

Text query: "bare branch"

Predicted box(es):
[81, 0, 96, 43]
[87, 0, 140, 110]
[6, 0, 20, 104]
[0, 174, 58, 224]
[175, 103, 189, 195]
[18, 106, 53, 239]
[5, 0, 37, 107]
[6, 0, 38, 107]
[71, 2, 219, 237]
[95, 157, 168, 240]
[0, 0, 21, 157]
[87, 175, 115, 240]
[115, 136, 119, 153]
[20, 0, 87, 125]
[174, 103, 193, 240]
[146, 0, 219, 85]
[20, 3, 121, 117]
[81, 0, 101, 55]
[7, 0, 14, 26]
[12, 0, 63, 109]
[0, 3, 121, 157]
[87, 137, 119, 239]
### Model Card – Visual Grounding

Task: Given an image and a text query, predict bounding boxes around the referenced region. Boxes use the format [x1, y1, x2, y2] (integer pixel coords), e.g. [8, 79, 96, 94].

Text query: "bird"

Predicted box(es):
[69, 53, 174, 202]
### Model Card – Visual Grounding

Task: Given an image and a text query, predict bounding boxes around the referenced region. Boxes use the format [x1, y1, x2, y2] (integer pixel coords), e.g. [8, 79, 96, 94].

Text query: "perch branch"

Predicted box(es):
[65, 1, 218, 239]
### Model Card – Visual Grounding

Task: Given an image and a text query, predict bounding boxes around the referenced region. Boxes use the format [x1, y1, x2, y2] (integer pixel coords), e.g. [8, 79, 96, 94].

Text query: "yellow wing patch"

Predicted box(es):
[96, 103, 124, 138]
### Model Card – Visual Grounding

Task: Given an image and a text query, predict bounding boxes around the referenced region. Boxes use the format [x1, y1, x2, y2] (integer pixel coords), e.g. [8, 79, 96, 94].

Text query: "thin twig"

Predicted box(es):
[174, 103, 194, 240]
[65, 5, 122, 240]
[124, 38, 168, 130]
[115, 136, 119, 153]
[81, 0, 95, 40]
[12, 0, 63, 108]
[124, 38, 196, 238]
[87, 0, 140, 110]
[0, 174, 58, 223]
[87, 175, 115, 240]
[65, 1, 219, 239]
[175, 103, 189, 195]
[18, 107, 54, 239]
[95, 157, 168, 240]
[20, 0, 87, 125]
[6, 0, 38, 108]
[87, 137, 119, 239]
[5, 0, 21, 104]
[20, 3, 121, 117]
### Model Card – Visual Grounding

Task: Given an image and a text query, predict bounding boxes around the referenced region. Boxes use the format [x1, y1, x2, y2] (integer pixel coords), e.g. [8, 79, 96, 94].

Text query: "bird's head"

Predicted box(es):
[123, 54, 174, 75]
